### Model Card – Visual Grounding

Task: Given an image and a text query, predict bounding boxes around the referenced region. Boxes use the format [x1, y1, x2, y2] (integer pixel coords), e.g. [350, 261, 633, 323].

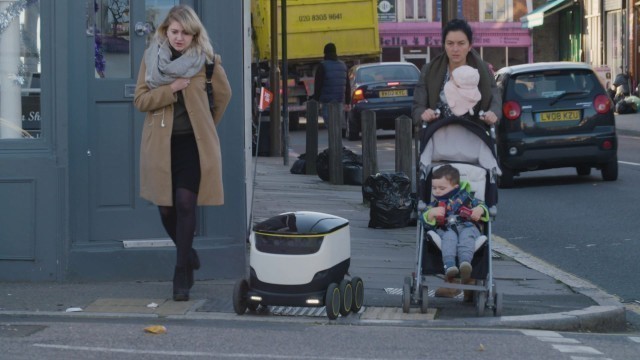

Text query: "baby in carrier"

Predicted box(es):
[421, 164, 489, 281]
[443, 65, 482, 117]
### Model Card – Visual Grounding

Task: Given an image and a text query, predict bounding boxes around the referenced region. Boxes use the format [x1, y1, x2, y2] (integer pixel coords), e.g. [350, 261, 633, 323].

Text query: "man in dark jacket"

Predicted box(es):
[313, 43, 351, 125]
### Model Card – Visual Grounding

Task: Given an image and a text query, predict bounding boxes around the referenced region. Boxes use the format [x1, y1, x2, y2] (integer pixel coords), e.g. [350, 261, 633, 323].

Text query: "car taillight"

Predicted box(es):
[387, 81, 400, 86]
[352, 88, 365, 103]
[594, 94, 611, 114]
[503, 101, 521, 120]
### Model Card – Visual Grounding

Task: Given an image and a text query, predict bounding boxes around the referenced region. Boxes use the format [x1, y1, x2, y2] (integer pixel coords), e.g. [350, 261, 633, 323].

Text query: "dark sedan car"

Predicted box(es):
[494, 62, 618, 188]
[345, 62, 420, 140]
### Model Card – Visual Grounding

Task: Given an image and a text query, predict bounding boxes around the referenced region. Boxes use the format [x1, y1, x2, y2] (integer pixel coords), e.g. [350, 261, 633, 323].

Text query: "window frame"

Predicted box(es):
[480, 0, 513, 22]
[403, 0, 431, 21]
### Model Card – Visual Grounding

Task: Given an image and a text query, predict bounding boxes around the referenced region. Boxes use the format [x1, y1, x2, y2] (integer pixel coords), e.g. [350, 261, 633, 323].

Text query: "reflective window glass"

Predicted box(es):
[93, 0, 131, 78]
[0, 0, 41, 139]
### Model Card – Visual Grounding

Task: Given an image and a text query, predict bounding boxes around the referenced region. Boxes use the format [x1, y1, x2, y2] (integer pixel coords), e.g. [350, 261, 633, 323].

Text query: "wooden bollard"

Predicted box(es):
[395, 115, 413, 178]
[305, 100, 318, 175]
[327, 102, 344, 185]
[361, 110, 377, 203]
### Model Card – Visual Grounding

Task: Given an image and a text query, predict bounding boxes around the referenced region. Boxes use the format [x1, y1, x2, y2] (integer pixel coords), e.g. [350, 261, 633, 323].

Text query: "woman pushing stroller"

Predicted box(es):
[410, 18, 502, 301]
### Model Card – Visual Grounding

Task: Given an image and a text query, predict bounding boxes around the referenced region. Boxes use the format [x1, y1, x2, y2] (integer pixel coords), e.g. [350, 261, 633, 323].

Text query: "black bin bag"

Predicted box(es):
[316, 147, 363, 185]
[362, 172, 413, 228]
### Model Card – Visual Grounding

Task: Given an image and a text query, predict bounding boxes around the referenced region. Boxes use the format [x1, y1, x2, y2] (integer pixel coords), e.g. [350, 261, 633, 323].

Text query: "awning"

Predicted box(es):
[520, 0, 576, 29]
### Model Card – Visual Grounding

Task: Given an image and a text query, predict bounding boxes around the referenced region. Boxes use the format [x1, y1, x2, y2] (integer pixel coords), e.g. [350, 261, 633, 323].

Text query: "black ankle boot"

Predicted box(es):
[173, 266, 190, 301]
[187, 264, 195, 289]
[190, 248, 201, 270]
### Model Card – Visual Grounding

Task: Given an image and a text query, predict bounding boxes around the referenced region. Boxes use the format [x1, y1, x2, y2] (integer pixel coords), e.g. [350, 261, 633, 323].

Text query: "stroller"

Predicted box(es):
[401, 115, 503, 316]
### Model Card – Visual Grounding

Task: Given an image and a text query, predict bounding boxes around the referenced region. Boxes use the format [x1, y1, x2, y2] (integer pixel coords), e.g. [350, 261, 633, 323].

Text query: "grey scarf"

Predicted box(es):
[144, 38, 206, 89]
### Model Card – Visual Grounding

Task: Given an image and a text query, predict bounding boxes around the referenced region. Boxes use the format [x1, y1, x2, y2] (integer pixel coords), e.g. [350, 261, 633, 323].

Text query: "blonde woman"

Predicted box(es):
[134, 5, 231, 301]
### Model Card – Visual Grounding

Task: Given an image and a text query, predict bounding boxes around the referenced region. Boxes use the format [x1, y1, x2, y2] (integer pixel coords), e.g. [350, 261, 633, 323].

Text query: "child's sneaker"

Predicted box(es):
[445, 265, 459, 280]
[459, 261, 472, 281]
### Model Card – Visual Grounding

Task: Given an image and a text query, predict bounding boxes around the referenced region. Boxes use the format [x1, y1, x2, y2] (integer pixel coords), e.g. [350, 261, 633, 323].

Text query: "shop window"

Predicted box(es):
[405, 0, 428, 20]
[0, 0, 41, 140]
[481, 0, 511, 22]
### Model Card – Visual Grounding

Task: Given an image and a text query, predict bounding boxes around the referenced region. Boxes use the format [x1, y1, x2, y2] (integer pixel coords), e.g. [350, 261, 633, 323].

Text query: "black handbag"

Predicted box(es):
[205, 60, 216, 114]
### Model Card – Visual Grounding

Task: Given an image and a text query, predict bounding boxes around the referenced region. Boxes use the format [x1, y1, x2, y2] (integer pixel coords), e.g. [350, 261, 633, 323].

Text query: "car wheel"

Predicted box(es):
[601, 158, 618, 181]
[498, 167, 514, 189]
[346, 112, 360, 141]
[576, 166, 591, 176]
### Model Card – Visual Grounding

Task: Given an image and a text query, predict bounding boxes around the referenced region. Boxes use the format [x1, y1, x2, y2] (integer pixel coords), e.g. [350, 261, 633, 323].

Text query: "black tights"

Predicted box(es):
[158, 187, 197, 268]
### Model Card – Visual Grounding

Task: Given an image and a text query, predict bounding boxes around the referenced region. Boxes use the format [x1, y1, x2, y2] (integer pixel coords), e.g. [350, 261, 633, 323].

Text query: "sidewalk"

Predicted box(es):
[1, 116, 636, 331]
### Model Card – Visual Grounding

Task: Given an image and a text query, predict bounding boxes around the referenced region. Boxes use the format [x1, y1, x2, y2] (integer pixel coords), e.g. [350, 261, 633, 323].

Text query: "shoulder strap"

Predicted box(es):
[205, 59, 216, 114]
[206, 60, 215, 79]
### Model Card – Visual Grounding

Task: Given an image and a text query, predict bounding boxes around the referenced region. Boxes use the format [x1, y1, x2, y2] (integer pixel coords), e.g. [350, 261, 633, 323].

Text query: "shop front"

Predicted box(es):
[0, 0, 249, 282]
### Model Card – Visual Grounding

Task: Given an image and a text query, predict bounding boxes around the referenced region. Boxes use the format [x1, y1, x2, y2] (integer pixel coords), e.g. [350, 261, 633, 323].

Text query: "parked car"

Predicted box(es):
[494, 62, 618, 188]
[345, 62, 420, 140]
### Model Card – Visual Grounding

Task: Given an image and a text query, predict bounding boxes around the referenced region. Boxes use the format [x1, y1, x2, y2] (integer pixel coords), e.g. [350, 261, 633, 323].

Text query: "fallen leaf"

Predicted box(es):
[144, 325, 167, 334]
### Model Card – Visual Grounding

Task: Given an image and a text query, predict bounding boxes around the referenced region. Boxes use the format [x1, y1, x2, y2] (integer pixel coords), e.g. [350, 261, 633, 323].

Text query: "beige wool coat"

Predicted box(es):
[134, 54, 232, 206]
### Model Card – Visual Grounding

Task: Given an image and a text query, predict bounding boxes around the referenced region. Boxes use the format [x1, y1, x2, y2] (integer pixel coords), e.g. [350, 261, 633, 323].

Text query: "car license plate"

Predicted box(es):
[379, 89, 407, 97]
[538, 110, 580, 122]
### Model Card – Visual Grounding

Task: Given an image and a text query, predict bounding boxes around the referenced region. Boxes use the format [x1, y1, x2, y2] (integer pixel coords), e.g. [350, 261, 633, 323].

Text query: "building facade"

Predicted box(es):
[377, 0, 534, 70]
[0, 0, 251, 282]
[375, 1, 589, 72]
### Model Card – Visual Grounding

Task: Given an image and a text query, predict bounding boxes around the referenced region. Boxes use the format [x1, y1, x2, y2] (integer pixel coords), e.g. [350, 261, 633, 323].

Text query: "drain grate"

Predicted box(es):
[269, 306, 327, 317]
[268, 306, 365, 317]
[385, 287, 463, 299]
[384, 287, 403, 295]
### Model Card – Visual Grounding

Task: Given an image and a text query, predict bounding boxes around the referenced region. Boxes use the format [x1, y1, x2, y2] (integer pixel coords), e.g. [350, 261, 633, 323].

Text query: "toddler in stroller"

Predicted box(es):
[422, 164, 489, 281]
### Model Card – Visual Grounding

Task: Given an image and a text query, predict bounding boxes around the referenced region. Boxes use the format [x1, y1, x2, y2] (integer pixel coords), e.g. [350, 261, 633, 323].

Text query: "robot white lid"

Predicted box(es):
[253, 211, 348, 235]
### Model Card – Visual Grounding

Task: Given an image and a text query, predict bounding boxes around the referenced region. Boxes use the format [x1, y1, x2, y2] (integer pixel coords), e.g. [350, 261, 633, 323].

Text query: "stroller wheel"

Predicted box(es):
[350, 277, 364, 313]
[493, 283, 503, 317]
[493, 291, 503, 317]
[402, 282, 411, 313]
[475, 290, 487, 317]
[232, 279, 249, 315]
[339, 279, 353, 316]
[325, 283, 341, 320]
[420, 286, 429, 314]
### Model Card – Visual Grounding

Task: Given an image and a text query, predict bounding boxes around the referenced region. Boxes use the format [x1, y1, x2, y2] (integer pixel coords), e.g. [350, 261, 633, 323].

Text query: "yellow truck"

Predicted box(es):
[251, 0, 381, 128]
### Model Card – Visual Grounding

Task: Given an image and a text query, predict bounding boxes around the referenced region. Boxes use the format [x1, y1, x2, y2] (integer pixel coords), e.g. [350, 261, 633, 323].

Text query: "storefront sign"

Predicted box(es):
[380, 33, 530, 47]
[377, 0, 396, 22]
[21, 95, 41, 138]
[380, 35, 441, 47]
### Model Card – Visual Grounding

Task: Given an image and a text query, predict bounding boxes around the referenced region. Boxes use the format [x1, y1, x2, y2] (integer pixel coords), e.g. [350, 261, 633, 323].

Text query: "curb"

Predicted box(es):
[0, 305, 626, 333]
